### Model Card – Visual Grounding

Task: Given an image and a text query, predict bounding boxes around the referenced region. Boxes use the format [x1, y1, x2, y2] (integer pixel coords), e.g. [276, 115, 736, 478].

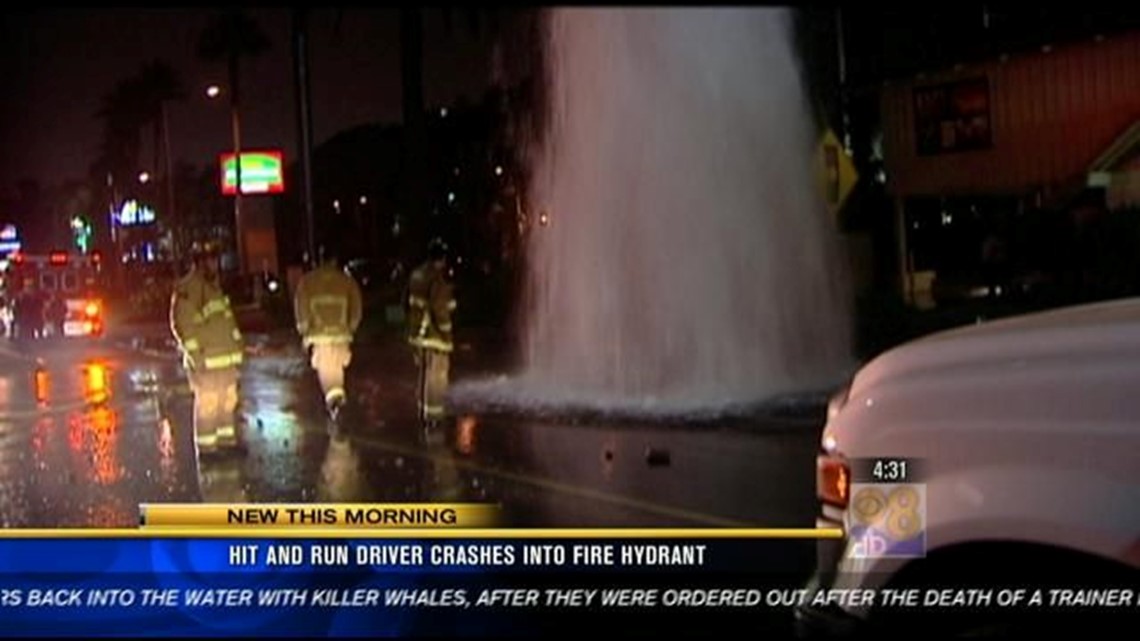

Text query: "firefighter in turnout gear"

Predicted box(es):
[294, 245, 363, 419]
[170, 241, 244, 455]
[407, 238, 456, 423]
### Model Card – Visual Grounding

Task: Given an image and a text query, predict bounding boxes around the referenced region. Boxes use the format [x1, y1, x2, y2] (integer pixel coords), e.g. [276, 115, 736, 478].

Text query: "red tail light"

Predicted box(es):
[49, 252, 68, 265]
[817, 455, 851, 508]
[85, 301, 101, 318]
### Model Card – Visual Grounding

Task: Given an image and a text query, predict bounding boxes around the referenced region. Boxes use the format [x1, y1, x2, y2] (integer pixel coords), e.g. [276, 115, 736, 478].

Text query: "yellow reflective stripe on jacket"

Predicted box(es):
[447, 300, 457, 310]
[438, 322, 452, 333]
[182, 338, 201, 352]
[307, 334, 352, 345]
[409, 336, 453, 353]
[202, 298, 230, 318]
[409, 295, 427, 308]
[204, 352, 243, 369]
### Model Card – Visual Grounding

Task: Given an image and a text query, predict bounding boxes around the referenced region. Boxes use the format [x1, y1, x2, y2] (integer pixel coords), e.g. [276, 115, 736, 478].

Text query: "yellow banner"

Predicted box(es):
[0, 527, 844, 539]
[140, 503, 500, 529]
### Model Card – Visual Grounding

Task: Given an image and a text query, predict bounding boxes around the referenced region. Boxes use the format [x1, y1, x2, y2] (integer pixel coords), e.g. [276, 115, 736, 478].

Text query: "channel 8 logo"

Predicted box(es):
[847, 484, 926, 559]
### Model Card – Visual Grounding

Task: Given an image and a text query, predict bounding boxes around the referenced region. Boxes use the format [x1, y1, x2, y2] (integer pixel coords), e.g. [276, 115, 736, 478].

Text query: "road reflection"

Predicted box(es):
[317, 433, 365, 502]
[197, 456, 249, 504]
[87, 406, 120, 485]
[158, 417, 177, 486]
[423, 425, 463, 502]
[34, 365, 49, 406]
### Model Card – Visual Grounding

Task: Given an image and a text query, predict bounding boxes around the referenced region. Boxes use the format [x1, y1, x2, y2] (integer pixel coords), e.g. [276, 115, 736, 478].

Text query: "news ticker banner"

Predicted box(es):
[0, 503, 1133, 636]
[0, 508, 836, 637]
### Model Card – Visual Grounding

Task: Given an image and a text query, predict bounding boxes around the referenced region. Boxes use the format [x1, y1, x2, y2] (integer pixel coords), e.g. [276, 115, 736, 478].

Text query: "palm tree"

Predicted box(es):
[197, 9, 271, 107]
[93, 76, 147, 186]
[90, 62, 187, 259]
[91, 75, 151, 261]
[133, 61, 185, 181]
[132, 60, 186, 256]
[197, 9, 271, 272]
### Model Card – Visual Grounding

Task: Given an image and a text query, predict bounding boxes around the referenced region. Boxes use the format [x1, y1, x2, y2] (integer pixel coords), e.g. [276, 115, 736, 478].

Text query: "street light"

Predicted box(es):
[138, 171, 150, 184]
[206, 82, 245, 275]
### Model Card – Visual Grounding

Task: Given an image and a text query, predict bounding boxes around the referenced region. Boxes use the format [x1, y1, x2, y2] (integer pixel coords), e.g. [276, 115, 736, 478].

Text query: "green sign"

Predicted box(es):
[220, 150, 285, 195]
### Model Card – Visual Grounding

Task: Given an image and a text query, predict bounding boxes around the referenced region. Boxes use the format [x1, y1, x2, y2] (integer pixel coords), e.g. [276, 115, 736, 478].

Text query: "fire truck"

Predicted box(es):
[4, 251, 105, 339]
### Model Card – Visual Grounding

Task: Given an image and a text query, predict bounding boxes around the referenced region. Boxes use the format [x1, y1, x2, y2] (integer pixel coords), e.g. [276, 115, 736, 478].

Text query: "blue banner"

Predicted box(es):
[0, 537, 813, 637]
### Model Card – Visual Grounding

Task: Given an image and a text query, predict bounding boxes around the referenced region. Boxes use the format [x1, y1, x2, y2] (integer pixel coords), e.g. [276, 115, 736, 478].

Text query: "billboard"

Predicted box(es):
[220, 150, 285, 195]
[914, 77, 992, 156]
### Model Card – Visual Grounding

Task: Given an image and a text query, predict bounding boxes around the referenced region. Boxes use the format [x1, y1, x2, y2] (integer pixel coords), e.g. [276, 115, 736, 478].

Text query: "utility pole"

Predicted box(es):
[161, 101, 178, 263]
[836, 7, 851, 153]
[293, 8, 316, 262]
[400, 7, 426, 261]
[229, 52, 245, 275]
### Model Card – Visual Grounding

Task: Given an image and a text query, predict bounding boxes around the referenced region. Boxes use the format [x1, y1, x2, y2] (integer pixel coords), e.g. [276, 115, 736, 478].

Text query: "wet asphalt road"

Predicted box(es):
[0, 325, 824, 530]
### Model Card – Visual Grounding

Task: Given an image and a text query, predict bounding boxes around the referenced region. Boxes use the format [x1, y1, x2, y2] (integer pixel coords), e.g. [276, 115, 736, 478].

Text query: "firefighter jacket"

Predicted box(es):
[170, 270, 244, 372]
[407, 261, 456, 353]
[294, 263, 363, 346]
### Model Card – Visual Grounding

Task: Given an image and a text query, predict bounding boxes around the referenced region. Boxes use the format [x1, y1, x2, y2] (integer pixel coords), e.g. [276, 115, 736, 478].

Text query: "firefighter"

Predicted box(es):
[14, 280, 45, 342]
[170, 241, 244, 456]
[293, 244, 362, 420]
[45, 293, 66, 338]
[407, 238, 456, 424]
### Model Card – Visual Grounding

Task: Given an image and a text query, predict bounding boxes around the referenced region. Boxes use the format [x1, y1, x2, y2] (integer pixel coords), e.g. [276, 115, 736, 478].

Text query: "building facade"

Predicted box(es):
[880, 31, 1140, 305]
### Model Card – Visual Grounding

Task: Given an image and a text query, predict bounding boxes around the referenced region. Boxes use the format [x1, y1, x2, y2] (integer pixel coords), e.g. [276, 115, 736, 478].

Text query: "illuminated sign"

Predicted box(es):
[116, 200, 156, 226]
[220, 150, 285, 195]
[0, 224, 20, 254]
[72, 216, 93, 253]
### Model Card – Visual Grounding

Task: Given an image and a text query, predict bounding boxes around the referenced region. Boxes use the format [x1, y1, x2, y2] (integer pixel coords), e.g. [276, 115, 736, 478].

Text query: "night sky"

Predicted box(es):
[5, 6, 1138, 198]
[0, 8, 496, 194]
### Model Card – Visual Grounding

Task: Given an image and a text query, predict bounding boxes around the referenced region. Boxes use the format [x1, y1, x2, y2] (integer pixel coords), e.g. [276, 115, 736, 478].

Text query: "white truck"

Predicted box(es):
[797, 297, 1140, 635]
